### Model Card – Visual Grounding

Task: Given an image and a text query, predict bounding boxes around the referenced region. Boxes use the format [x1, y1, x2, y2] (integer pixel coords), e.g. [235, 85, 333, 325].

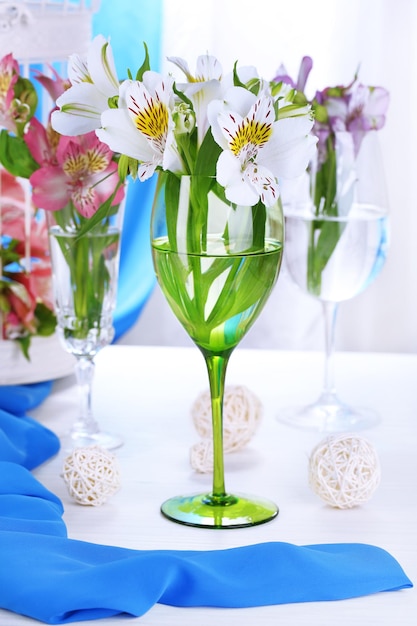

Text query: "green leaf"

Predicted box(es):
[127, 157, 139, 180]
[75, 184, 123, 238]
[313, 102, 328, 124]
[162, 171, 181, 251]
[173, 81, 193, 108]
[232, 61, 246, 88]
[35, 302, 57, 336]
[13, 76, 38, 136]
[107, 95, 119, 109]
[16, 336, 31, 361]
[14, 76, 38, 115]
[194, 130, 221, 177]
[0, 291, 11, 313]
[135, 42, 150, 81]
[118, 154, 139, 181]
[0, 130, 39, 178]
[118, 154, 130, 180]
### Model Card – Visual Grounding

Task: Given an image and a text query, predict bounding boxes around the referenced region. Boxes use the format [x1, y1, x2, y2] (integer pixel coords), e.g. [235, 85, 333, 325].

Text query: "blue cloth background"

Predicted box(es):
[93, 0, 163, 340]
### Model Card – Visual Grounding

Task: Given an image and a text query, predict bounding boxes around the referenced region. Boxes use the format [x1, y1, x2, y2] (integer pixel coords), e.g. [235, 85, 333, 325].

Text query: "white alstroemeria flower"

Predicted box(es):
[168, 54, 223, 145]
[208, 87, 316, 207]
[52, 35, 119, 136]
[96, 72, 182, 181]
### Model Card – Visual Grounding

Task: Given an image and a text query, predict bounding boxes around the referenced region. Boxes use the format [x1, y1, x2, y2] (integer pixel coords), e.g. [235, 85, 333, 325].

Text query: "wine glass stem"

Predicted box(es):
[74, 355, 99, 436]
[322, 300, 338, 399]
[204, 353, 230, 499]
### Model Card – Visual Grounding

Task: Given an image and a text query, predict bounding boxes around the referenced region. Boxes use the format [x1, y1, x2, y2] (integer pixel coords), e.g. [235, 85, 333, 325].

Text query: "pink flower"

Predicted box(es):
[2, 262, 55, 340]
[0, 167, 26, 210]
[33, 66, 70, 102]
[3, 273, 38, 337]
[30, 132, 124, 218]
[1, 168, 50, 263]
[25, 117, 59, 168]
[0, 53, 19, 132]
[1, 262, 54, 341]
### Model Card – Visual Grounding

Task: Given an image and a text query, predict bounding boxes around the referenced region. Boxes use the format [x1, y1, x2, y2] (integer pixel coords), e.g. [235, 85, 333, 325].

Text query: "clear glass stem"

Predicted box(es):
[322, 300, 339, 401]
[73, 355, 99, 437]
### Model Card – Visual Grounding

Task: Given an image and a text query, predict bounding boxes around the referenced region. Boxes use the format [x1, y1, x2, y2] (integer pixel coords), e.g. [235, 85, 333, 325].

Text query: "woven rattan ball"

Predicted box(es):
[62, 445, 121, 506]
[191, 385, 262, 453]
[308, 434, 381, 509]
[190, 439, 214, 474]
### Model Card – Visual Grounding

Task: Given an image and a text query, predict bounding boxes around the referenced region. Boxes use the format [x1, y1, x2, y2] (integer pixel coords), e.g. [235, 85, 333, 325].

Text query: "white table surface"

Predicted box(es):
[2, 345, 416, 625]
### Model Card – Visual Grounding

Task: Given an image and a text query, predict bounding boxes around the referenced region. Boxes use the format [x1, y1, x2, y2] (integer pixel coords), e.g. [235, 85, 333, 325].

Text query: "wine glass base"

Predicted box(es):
[63, 430, 124, 451]
[277, 399, 380, 433]
[160, 492, 279, 528]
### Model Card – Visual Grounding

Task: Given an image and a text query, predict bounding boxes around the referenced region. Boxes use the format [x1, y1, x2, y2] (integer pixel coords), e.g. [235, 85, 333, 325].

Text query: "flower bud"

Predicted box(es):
[173, 102, 195, 135]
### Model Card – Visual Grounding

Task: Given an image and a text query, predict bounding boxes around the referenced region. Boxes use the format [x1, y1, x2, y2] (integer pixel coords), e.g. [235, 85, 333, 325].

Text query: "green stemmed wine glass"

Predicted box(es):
[151, 172, 284, 528]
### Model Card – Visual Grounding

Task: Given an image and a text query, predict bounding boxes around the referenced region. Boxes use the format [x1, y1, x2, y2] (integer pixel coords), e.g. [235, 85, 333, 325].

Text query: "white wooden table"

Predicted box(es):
[2, 345, 416, 625]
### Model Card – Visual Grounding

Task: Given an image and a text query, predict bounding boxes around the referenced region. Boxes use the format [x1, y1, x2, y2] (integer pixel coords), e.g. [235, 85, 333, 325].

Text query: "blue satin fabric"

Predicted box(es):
[0, 384, 413, 624]
[112, 177, 157, 341]
[0, 383, 59, 470]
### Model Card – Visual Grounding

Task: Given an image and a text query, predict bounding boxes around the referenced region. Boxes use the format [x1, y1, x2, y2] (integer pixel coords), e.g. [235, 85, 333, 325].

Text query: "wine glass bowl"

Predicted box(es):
[285, 205, 389, 303]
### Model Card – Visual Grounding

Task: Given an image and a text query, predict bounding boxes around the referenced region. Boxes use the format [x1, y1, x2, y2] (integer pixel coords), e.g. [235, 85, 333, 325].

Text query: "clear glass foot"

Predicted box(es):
[277, 393, 380, 432]
[161, 492, 279, 528]
[66, 429, 124, 450]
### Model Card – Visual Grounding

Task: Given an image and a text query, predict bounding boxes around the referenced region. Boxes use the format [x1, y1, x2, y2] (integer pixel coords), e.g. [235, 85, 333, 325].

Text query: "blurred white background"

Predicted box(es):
[118, 0, 417, 354]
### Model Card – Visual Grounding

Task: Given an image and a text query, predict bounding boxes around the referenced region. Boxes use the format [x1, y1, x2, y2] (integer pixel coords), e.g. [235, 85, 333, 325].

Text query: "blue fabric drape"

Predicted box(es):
[0, 384, 59, 470]
[93, 0, 163, 340]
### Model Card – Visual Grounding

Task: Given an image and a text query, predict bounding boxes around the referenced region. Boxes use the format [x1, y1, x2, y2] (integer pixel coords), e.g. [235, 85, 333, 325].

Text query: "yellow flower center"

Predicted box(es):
[0, 75, 9, 96]
[230, 119, 272, 157]
[63, 152, 88, 179]
[132, 97, 168, 141]
[86, 148, 109, 173]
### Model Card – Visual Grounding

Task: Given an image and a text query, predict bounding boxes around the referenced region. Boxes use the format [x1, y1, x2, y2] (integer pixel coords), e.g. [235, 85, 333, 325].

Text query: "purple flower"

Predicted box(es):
[272, 56, 313, 93]
[314, 81, 389, 157]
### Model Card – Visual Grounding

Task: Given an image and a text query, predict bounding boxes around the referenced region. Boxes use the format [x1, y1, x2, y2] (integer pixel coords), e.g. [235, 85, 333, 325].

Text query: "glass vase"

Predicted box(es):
[46, 200, 124, 449]
[151, 172, 284, 528]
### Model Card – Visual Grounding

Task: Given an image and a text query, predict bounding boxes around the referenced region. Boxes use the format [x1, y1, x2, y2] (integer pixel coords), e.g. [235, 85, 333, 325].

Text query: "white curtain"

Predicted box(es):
[119, 0, 417, 353]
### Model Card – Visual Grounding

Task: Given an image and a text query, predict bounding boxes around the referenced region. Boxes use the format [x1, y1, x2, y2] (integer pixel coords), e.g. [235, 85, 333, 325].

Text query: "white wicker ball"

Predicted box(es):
[62, 445, 121, 506]
[308, 434, 381, 509]
[190, 439, 214, 474]
[191, 385, 262, 453]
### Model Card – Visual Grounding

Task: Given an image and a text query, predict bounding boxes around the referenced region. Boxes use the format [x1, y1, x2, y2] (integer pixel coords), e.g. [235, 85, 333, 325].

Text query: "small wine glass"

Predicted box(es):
[46, 203, 124, 449]
[277, 134, 389, 432]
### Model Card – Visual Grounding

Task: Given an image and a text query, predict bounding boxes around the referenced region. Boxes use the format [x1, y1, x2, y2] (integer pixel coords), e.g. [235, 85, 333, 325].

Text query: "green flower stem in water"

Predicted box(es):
[307, 141, 343, 296]
[152, 243, 282, 352]
[307, 218, 342, 296]
[48, 201, 121, 348]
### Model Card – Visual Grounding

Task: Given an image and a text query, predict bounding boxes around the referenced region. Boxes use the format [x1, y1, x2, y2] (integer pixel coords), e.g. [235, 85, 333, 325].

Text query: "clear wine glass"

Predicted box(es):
[151, 172, 284, 528]
[277, 134, 389, 432]
[46, 202, 124, 449]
